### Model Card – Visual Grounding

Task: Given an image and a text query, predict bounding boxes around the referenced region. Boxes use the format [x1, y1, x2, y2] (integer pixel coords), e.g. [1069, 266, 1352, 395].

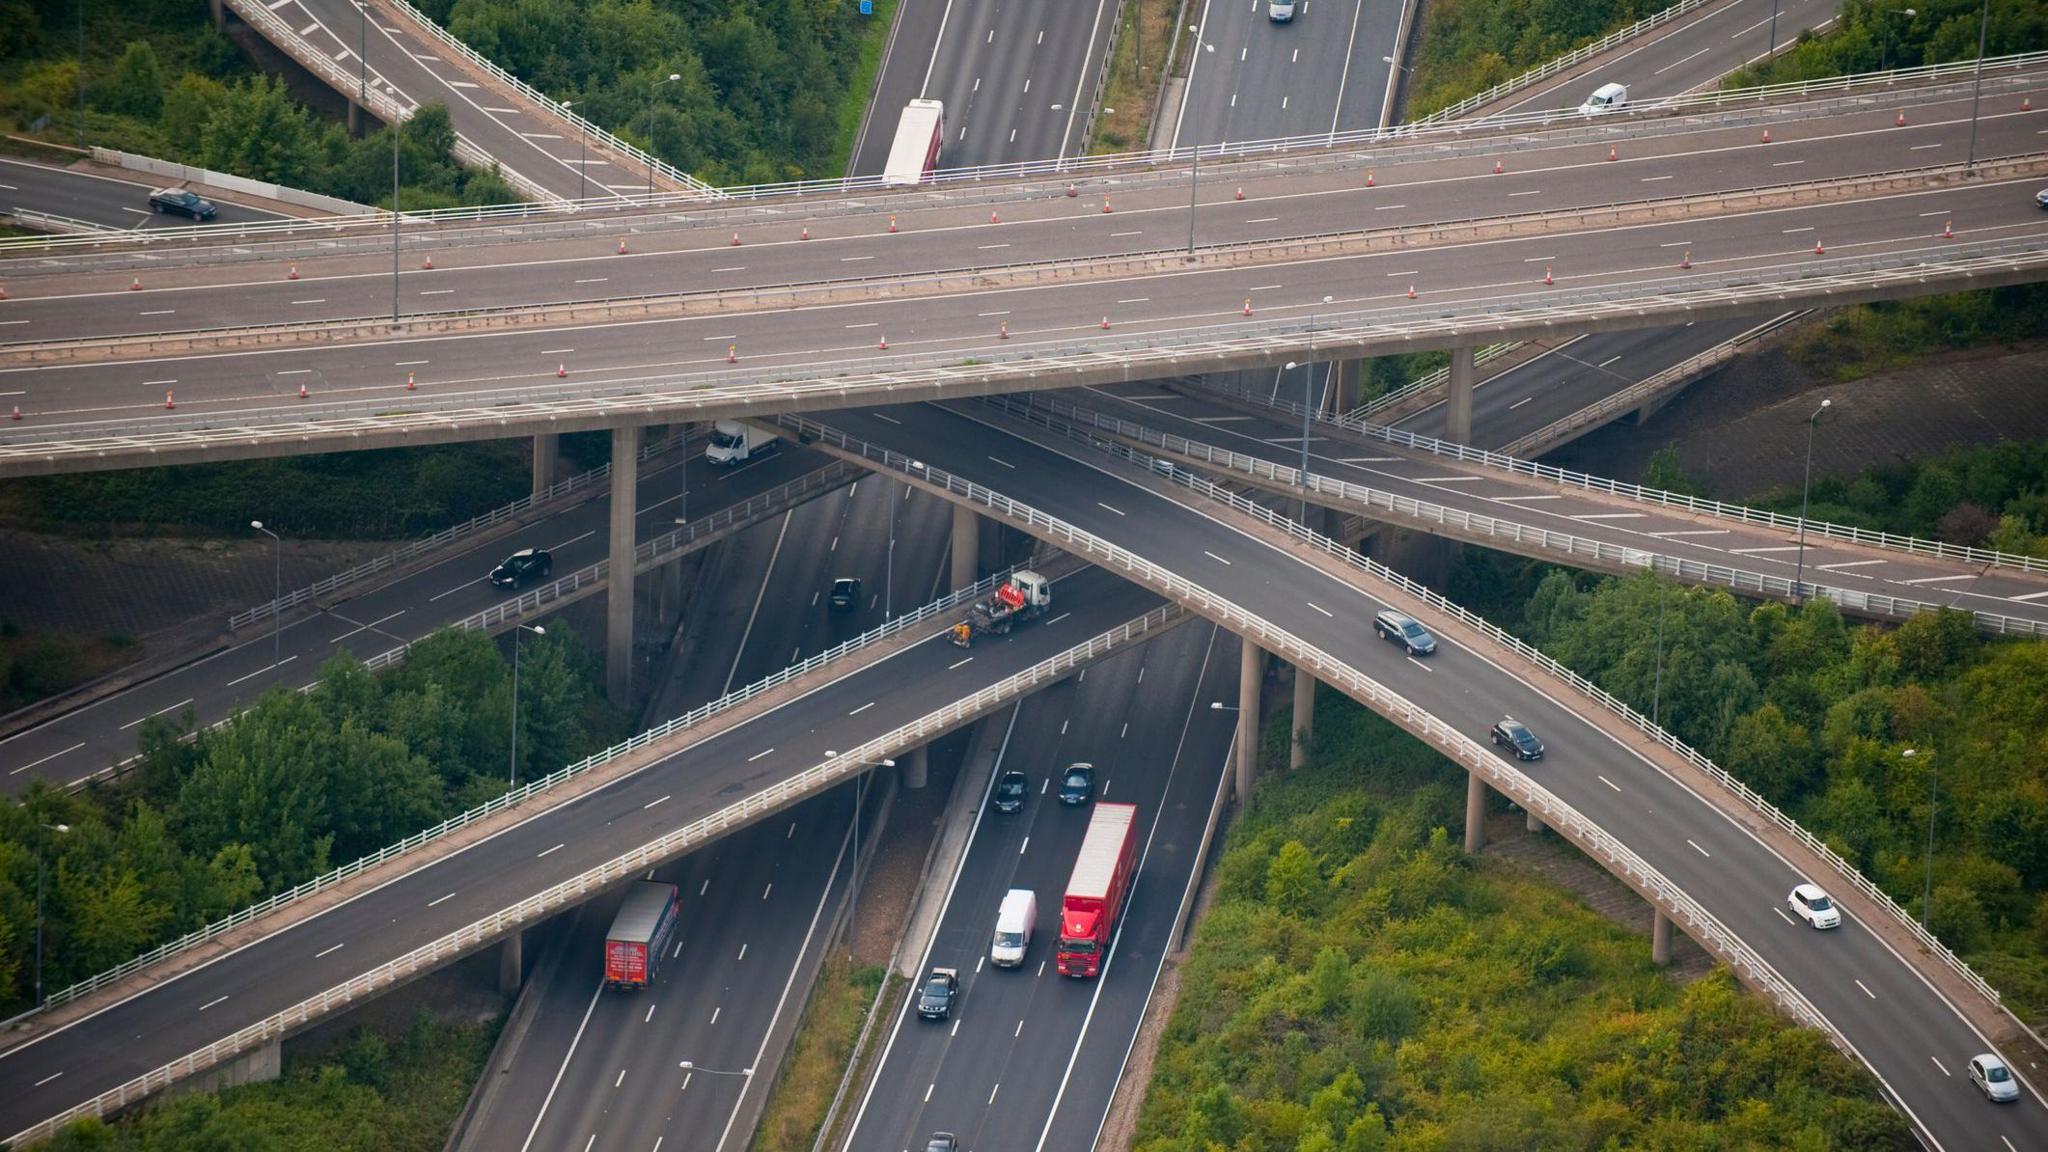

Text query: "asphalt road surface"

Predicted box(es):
[820, 398, 2048, 1152]
[0, 158, 290, 233]
[1175, 0, 1410, 148]
[846, 620, 1236, 1152]
[0, 441, 836, 788]
[0, 563, 1171, 1142]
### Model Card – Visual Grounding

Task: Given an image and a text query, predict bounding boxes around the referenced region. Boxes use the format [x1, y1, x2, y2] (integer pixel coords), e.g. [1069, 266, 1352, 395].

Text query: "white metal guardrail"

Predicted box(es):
[1498, 311, 1809, 457]
[1002, 391, 2048, 639]
[1407, 0, 1723, 125]
[90, 147, 373, 217]
[5, 50, 2043, 261]
[34, 542, 997, 1015]
[226, 431, 690, 631]
[967, 393, 2012, 1017]
[9, 596, 1186, 1147]
[777, 410, 1854, 1045]
[1, 209, 120, 237]
[1198, 376, 2048, 578]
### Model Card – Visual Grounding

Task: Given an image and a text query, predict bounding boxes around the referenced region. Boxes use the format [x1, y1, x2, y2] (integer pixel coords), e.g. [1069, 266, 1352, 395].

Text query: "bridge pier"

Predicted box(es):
[950, 504, 979, 592]
[1463, 770, 1487, 853]
[1290, 666, 1315, 771]
[208, 0, 226, 30]
[532, 433, 560, 497]
[1526, 807, 1544, 834]
[900, 744, 928, 789]
[1235, 640, 1264, 799]
[498, 928, 524, 995]
[607, 424, 642, 706]
[1652, 908, 1674, 966]
[1447, 344, 1475, 444]
[1331, 359, 1366, 416]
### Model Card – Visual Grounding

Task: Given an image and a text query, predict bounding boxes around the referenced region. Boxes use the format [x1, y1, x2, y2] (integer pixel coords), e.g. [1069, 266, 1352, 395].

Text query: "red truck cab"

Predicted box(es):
[1057, 803, 1137, 977]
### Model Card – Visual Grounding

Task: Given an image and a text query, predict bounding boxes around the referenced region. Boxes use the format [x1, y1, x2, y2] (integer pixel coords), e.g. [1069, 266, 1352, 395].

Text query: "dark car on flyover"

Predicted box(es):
[993, 769, 1029, 813]
[489, 547, 554, 589]
[148, 187, 217, 220]
[916, 967, 959, 1019]
[1490, 717, 1545, 761]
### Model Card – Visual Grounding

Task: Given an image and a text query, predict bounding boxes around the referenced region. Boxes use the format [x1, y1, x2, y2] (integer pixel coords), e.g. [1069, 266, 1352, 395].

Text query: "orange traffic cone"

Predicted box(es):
[1100, 315, 1111, 330]
[999, 320, 1009, 339]
[406, 371, 416, 390]
[0, 282, 9, 299]
[1896, 111, 1907, 127]
[1243, 298, 1253, 317]
[618, 238, 628, 254]
[1102, 196, 1112, 213]
[288, 262, 299, 280]
[991, 209, 1000, 224]
[1406, 284, 1417, 299]
[1680, 250, 1693, 269]
[131, 277, 142, 291]
[1607, 145, 1618, 162]
[1761, 128, 1772, 143]
[731, 232, 742, 246]
[727, 344, 737, 364]
[801, 226, 810, 240]
[2024, 96, 2033, 111]
[298, 382, 308, 399]
[165, 389, 174, 409]
[1066, 182, 1078, 197]
[422, 256, 433, 270]
[1234, 186, 1244, 200]
[1814, 238, 1825, 255]
[888, 215, 898, 233]
[878, 334, 889, 350]
[1543, 265, 1554, 285]
[1493, 159, 1503, 174]
[1365, 168, 1374, 187]
[9, 405, 18, 421]
[1944, 220, 1954, 239]
[557, 363, 567, 378]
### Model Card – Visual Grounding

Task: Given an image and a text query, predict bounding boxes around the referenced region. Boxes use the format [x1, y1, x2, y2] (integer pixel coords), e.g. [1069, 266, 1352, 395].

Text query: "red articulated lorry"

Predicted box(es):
[1056, 802, 1138, 977]
[604, 880, 681, 990]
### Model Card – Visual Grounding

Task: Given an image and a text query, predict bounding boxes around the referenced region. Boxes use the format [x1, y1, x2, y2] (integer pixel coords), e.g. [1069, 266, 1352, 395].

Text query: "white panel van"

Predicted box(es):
[991, 889, 1036, 967]
[1579, 82, 1628, 114]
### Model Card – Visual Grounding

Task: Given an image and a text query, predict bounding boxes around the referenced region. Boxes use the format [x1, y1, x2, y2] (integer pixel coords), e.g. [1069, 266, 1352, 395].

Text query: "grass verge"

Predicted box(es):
[46, 1012, 500, 1150]
[1090, 0, 1184, 154]
[0, 625, 140, 714]
[829, 0, 906, 175]
[751, 957, 889, 1151]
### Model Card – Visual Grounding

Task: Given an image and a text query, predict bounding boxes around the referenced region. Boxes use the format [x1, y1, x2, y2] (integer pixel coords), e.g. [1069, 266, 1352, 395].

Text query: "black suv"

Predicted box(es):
[1058, 762, 1095, 806]
[1374, 610, 1437, 656]
[148, 187, 217, 220]
[992, 769, 1028, 813]
[916, 967, 959, 1019]
[1491, 717, 1545, 760]
[489, 547, 554, 589]
[829, 576, 862, 611]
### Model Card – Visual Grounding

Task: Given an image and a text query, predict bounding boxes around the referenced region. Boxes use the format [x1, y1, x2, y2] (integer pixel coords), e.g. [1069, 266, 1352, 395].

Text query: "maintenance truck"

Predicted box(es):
[949, 570, 1051, 648]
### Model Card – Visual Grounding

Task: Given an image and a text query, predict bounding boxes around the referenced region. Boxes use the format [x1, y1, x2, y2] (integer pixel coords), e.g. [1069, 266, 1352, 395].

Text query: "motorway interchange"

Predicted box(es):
[5, 0, 2048, 1149]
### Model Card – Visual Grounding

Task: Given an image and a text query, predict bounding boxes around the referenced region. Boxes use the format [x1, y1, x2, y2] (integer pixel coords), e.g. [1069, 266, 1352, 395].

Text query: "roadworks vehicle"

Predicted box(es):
[949, 570, 1051, 648]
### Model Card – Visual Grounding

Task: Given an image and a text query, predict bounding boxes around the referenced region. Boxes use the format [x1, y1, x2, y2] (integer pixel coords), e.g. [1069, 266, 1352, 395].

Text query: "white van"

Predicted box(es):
[991, 889, 1036, 967]
[1267, 0, 1297, 21]
[1579, 82, 1628, 114]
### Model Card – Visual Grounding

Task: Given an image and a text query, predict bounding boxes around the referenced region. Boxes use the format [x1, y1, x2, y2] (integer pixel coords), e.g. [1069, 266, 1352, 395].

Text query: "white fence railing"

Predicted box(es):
[90, 148, 373, 217]
[226, 432, 690, 631]
[1497, 311, 1810, 457]
[779, 410, 1860, 1049]
[1195, 378, 2048, 579]
[970, 392, 2013, 1019]
[35, 538, 991, 1015]
[9, 597, 1185, 1148]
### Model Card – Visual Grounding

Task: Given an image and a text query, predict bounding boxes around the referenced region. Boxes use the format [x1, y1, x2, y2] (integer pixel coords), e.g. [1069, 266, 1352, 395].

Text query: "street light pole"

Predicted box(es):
[1877, 8, 1917, 73]
[1766, 0, 1781, 63]
[1651, 578, 1668, 726]
[1792, 398, 1831, 603]
[1184, 26, 1212, 262]
[647, 72, 680, 202]
[564, 99, 587, 204]
[391, 111, 402, 326]
[825, 752, 895, 961]
[510, 624, 545, 788]
[34, 821, 70, 1008]
[1964, 0, 1991, 169]
[250, 521, 282, 683]
[356, 0, 366, 109]
[1283, 296, 1334, 525]
[1904, 748, 1937, 930]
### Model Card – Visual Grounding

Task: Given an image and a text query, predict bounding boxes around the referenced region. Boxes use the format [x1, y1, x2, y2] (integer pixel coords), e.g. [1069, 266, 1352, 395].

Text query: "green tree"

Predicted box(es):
[1266, 840, 1323, 917]
[96, 40, 165, 120]
[199, 75, 318, 184]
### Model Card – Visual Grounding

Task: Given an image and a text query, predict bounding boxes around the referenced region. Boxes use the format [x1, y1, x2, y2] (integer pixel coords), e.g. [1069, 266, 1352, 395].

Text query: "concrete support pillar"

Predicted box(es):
[1446, 344, 1475, 445]
[1331, 358, 1366, 416]
[209, 0, 226, 30]
[532, 433, 560, 498]
[1463, 770, 1488, 854]
[1652, 908, 1674, 966]
[950, 504, 979, 593]
[900, 745, 928, 790]
[607, 424, 642, 706]
[1290, 666, 1315, 771]
[1235, 640, 1264, 801]
[347, 101, 365, 138]
[498, 928, 524, 996]
[1525, 808, 1544, 834]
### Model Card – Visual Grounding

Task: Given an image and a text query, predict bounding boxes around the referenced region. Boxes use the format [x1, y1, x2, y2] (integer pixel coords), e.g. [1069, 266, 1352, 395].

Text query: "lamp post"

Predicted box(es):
[1964, 0, 1991, 169]
[391, 109, 402, 326]
[1282, 297, 1334, 525]
[355, 0, 367, 111]
[34, 821, 71, 1008]
[1792, 398, 1831, 603]
[1876, 8, 1917, 73]
[510, 623, 545, 788]
[1184, 26, 1215, 261]
[75, 0, 85, 149]
[647, 72, 681, 202]
[563, 99, 588, 205]
[1650, 577, 1669, 727]
[1903, 748, 1937, 931]
[824, 751, 895, 960]
[250, 521, 282, 683]
[1765, 0, 1782, 64]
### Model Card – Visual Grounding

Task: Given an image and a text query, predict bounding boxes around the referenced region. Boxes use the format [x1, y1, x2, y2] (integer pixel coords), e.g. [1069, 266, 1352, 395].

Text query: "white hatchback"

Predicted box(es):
[1968, 1054, 2020, 1103]
[1788, 883, 1841, 929]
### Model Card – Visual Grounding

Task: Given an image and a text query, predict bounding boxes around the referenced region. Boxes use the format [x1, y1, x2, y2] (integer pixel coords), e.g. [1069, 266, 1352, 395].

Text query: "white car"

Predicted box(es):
[1788, 883, 1841, 929]
[1968, 1054, 2019, 1103]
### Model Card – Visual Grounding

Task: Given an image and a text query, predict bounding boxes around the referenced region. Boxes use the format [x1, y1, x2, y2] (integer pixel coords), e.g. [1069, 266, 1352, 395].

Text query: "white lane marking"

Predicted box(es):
[989, 1082, 1000, 1105]
[1204, 551, 1232, 565]
[700, 880, 709, 895]
[225, 655, 297, 687]
[1307, 602, 1334, 617]
[645, 1003, 658, 1023]
[1020, 836, 1030, 856]
[1110, 230, 1142, 236]
[1649, 529, 1730, 537]
[419, 289, 453, 296]
[988, 455, 1016, 469]
[428, 892, 455, 907]
[1508, 397, 1533, 410]
[737, 943, 748, 961]
[1573, 512, 1646, 521]
[1931, 1056, 1951, 1077]
[316, 942, 344, 958]
[574, 277, 608, 284]
[199, 995, 228, 1011]
[1407, 656, 1432, 672]
[1900, 574, 1974, 585]
[1687, 839, 1711, 858]
[948, 656, 973, 670]
[119, 698, 193, 731]
[747, 748, 774, 762]
[537, 843, 563, 857]
[328, 608, 406, 644]
[1856, 979, 1876, 999]
[1045, 613, 1070, 625]
[1096, 501, 1125, 516]
[1817, 560, 1886, 571]
[1598, 775, 1621, 793]
[1729, 545, 1801, 555]
[1491, 494, 1560, 501]
[1774, 907, 1796, 925]
[849, 701, 875, 715]
[643, 794, 670, 810]
[615, 1068, 627, 1088]
[761, 884, 772, 900]
[2007, 589, 2048, 603]
[34, 1071, 62, 1087]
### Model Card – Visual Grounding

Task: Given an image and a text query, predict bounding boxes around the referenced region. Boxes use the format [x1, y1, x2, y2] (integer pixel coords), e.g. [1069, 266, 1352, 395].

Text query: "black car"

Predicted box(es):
[916, 967, 959, 1019]
[1058, 762, 1095, 806]
[992, 769, 1028, 813]
[925, 1135, 958, 1152]
[828, 576, 862, 611]
[1491, 717, 1545, 760]
[148, 187, 217, 220]
[489, 547, 553, 589]
[1374, 610, 1437, 656]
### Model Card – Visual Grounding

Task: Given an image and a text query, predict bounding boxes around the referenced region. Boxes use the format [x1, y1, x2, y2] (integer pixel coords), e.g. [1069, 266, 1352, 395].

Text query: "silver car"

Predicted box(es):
[1968, 1054, 2019, 1103]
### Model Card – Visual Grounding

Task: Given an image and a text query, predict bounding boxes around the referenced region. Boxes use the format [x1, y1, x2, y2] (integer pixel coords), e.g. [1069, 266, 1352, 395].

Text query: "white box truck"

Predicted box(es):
[883, 100, 945, 187]
[705, 419, 780, 466]
[991, 888, 1036, 967]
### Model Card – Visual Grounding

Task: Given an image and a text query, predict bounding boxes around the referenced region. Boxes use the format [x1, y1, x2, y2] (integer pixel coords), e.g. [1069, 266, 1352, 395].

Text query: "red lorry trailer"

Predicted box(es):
[1056, 802, 1138, 977]
[604, 880, 681, 989]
